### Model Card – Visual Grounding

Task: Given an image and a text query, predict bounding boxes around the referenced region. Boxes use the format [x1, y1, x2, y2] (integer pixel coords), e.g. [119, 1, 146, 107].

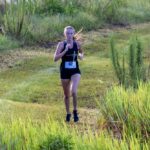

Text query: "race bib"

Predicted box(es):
[65, 61, 76, 69]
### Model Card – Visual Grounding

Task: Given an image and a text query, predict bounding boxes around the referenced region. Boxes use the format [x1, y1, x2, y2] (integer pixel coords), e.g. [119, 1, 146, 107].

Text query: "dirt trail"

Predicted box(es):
[0, 49, 50, 71]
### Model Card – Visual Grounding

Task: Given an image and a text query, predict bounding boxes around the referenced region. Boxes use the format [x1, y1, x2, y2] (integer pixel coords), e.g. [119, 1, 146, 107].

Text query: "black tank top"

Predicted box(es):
[60, 40, 79, 70]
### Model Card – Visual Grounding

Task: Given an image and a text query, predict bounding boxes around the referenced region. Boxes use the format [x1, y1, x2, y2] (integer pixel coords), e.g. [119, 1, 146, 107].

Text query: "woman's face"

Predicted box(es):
[64, 28, 75, 40]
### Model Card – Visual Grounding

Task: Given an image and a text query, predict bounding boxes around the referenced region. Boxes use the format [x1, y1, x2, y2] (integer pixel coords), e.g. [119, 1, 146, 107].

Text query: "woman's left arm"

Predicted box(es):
[76, 41, 84, 60]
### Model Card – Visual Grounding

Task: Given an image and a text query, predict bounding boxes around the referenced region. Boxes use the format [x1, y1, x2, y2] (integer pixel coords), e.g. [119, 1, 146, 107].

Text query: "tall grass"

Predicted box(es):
[110, 36, 147, 88]
[0, 117, 73, 150]
[3, 0, 35, 38]
[26, 12, 99, 44]
[1, 0, 150, 47]
[98, 82, 150, 141]
[0, 116, 149, 150]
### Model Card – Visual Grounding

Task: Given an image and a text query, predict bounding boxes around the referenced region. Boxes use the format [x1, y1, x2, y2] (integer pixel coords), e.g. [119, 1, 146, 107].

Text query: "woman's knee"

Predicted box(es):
[71, 86, 77, 97]
[63, 86, 70, 99]
[72, 91, 77, 97]
[64, 95, 70, 100]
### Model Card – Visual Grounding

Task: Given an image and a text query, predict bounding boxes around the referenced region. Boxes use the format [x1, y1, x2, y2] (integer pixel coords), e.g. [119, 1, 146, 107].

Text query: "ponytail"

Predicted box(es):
[73, 27, 83, 41]
[64, 26, 83, 41]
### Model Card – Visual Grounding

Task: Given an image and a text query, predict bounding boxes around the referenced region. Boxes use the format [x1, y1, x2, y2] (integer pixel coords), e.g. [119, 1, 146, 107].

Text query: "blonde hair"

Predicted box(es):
[64, 26, 83, 40]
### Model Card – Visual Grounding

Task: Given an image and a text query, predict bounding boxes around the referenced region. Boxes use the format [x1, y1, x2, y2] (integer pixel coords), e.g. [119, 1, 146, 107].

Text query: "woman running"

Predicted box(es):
[54, 26, 83, 122]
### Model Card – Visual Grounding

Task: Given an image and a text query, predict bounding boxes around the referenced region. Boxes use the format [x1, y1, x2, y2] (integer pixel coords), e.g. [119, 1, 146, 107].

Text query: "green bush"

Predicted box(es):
[35, 0, 64, 15]
[67, 12, 100, 31]
[0, 35, 20, 51]
[100, 0, 125, 24]
[26, 15, 65, 43]
[39, 134, 74, 150]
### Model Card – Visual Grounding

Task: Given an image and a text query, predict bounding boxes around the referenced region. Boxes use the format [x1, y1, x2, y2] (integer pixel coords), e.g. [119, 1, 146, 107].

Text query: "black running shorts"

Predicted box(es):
[60, 68, 81, 79]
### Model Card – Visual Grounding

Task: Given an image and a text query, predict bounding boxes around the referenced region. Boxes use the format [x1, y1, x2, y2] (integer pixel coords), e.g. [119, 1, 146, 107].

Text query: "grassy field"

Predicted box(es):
[0, 23, 150, 149]
[1, 0, 150, 49]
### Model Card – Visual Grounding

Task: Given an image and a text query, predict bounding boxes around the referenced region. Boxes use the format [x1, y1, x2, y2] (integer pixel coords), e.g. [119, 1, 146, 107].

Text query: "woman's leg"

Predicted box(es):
[70, 74, 81, 111]
[61, 79, 71, 114]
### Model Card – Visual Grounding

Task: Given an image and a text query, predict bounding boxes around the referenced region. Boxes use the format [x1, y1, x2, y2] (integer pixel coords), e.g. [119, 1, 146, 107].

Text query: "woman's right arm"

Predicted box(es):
[54, 42, 68, 62]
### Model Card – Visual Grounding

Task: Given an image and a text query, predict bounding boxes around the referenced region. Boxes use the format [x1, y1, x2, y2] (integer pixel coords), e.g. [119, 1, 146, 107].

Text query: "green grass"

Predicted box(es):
[0, 54, 62, 104]
[1, 23, 150, 106]
[0, 99, 61, 123]
[0, 53, 116, 107]
[0, 107, 149, 150]
[0, 23, 150, 149]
